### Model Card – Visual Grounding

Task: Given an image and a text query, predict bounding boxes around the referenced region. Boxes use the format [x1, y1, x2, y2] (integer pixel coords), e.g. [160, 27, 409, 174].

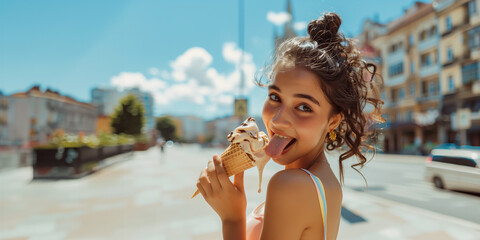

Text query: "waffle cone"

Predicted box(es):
[191, 143, 254, 198]
[221, 143, 255, 177]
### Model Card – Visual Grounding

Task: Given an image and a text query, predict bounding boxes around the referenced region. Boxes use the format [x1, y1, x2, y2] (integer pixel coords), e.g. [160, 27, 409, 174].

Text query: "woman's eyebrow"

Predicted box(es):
[268, 85, 281, 92]
[294, 94, 320, 106]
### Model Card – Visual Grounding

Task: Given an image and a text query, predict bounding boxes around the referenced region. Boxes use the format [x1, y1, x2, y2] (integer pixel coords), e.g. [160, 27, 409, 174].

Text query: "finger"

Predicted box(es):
[196, 181, 207, 198]
[198, 168, 212, 196]
[233, 171, 245, 193]
[207, 158, 222, 192]
[213, 155, 229, 185]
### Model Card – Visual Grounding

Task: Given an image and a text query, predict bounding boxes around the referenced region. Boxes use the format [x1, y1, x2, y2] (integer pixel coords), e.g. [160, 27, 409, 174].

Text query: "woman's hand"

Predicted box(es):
[197, 155, 247, 223]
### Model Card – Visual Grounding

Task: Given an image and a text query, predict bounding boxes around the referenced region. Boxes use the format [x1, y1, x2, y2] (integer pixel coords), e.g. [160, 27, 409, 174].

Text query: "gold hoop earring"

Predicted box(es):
[328, 130, 337, 142]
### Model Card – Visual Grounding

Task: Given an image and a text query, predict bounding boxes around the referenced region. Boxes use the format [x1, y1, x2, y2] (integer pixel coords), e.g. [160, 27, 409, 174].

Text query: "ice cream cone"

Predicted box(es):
[191, 143, 254, 198]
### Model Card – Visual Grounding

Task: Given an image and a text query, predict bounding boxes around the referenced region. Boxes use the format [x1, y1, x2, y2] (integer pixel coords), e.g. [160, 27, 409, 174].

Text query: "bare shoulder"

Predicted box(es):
[265, 169, 325, 219]
[261, 169, 320, 239]
[267, 168, 314, 196]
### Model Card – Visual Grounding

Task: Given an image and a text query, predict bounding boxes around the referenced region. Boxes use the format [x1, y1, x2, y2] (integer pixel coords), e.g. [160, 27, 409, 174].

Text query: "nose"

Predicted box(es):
[270, 106, 292, 130]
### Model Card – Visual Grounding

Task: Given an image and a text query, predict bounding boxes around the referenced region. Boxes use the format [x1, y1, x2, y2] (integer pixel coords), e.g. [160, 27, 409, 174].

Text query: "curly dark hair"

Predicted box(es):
[257, 12, 385, 184]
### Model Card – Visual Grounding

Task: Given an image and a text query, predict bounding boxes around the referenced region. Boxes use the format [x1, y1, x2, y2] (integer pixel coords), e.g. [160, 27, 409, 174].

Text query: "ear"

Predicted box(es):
[327, 112, 343, 132]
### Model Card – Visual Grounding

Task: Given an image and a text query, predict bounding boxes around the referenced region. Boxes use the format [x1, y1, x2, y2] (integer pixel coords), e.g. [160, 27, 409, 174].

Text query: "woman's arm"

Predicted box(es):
[197, 155, 247, 240]
[222, 218, 246, 240]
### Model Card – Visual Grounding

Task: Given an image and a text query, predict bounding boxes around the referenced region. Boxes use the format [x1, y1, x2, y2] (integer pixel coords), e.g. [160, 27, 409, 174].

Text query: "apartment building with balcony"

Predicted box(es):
[436, 0, 480, 146]
[373, 2, 441, 154]
[367, 0, 480, 153]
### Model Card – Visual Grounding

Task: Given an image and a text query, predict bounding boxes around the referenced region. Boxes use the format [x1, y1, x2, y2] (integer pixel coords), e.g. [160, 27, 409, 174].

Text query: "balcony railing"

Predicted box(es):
[386, 50, 405, 65]
[419, 64, 440, 78]
[418, 36, 439, 52]
[385, 74, 406, 87]
[417, 94, 441, 102]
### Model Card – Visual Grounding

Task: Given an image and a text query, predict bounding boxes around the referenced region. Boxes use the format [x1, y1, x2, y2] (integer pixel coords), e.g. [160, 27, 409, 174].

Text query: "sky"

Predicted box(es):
[0, 0, 430, 120]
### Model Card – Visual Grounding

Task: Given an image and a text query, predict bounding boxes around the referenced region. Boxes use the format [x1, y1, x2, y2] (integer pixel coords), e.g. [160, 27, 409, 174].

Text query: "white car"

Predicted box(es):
[425, 148, 480, 193]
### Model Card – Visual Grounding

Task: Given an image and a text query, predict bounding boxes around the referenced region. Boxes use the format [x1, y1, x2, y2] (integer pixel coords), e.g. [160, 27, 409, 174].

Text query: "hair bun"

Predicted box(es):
[307, 12, 342, 44]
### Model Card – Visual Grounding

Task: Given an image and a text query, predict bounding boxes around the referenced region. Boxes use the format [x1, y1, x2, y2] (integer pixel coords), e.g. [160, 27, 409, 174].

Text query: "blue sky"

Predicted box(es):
[0, 0, 429, 120]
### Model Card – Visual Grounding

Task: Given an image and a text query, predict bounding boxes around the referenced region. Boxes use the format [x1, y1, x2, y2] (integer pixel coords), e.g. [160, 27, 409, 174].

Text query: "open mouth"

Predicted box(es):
[265, 133, 296, 158]
[283, 138, 296, 153]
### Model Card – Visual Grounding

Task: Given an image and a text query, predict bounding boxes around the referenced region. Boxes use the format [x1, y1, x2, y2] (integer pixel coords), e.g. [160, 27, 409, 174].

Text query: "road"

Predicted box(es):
[336, 152, 480, 224]
[0, 144, 479, 240]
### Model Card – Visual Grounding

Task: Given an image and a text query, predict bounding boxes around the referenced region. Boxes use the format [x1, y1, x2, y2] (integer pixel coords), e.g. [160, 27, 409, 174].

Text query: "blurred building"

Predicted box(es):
[169, 115, 206, 143]
[7, 86, 96, 146]
[274, 0, 297, 50]
[206, 115, 266, 147]
[0, 91, 8, 145]
[367, 0, 480, 153]
[437, 0, 480, 146]
[91, 87, 154, 134]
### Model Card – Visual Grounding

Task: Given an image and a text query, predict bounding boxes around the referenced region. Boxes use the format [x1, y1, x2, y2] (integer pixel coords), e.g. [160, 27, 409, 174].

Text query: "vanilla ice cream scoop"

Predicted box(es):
[227, 117, 270, 193]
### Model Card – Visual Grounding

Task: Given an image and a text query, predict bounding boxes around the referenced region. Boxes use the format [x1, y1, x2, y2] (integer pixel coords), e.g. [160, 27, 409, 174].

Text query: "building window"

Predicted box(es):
[391, 89, 397, 103]
[438, 79, 441, 93]
[448, 76, 455, 91]
[420, 30, 427, 41]
[468, 26, 480, 49]
[409, 34, 414, 45]
[410, 61, 415, 73]
[410, 83, 415, 97]
[469, 0, 478, 15]
[430, 25, 437, 37]
[420, 53, 432, 67]
[429, 82, 436, 96]
[396, 111, 403, 123]
[422, 81, 428, 96]
[381, 91, 386, 101]
[405, 111, 413, 122]
[388, 62, 404, 77]
[399, 88, 405, 100]
[462, 62, 480, 84]
[447, 48, 454, 62]
[446, 16, 452, 32]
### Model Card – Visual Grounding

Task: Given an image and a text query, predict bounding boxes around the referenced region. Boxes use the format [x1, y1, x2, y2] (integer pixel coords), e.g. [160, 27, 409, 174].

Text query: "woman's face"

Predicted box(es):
[262, 67, 341, 168]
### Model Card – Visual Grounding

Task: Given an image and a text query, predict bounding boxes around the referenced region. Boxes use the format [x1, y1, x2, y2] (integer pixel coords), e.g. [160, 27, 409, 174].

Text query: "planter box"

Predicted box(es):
[99, 145, 119, 159]
[134, 142, 150, 151]
[120, 144, 134, 153]
[33, 147, 100, 178]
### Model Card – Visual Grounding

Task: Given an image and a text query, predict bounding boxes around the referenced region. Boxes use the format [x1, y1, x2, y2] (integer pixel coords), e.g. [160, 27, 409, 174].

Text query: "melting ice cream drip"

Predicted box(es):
[227, 117, 270, 193]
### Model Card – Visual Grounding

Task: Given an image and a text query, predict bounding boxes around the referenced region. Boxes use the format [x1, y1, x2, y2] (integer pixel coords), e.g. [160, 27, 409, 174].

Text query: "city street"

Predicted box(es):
[340, 153, 480, 224]
[0, 144, 479, 240]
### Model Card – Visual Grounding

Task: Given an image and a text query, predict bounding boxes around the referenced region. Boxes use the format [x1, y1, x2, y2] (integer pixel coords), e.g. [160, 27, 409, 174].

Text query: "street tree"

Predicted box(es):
[156, 116, 176, 141]
[111, 94, 145, 135]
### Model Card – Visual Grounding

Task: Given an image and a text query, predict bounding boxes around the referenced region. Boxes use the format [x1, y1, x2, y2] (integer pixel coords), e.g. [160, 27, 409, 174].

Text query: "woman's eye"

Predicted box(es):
[268, 93, 280, 102]
[297, 104, 312, 112]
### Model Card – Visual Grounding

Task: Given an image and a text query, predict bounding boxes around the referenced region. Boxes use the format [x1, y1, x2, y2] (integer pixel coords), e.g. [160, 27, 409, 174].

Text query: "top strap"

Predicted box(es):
[300, 168, 327, 240]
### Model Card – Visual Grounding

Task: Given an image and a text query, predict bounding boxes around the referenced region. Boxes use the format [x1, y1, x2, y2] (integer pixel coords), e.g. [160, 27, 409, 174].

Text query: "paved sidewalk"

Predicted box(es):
[0, 145, 479, 240]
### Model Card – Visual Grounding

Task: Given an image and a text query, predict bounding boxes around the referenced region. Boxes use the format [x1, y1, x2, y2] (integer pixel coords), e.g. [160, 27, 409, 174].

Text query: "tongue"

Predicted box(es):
[265, 135, 293, 158]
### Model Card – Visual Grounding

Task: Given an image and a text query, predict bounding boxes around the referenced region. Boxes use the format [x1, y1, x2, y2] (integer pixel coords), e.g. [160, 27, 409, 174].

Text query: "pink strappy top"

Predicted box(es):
[246, 168, 328, 240]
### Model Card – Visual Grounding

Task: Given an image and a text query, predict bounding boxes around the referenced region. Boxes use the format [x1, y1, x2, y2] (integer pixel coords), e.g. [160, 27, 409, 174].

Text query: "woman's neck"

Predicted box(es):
[285, 150, 329, 170]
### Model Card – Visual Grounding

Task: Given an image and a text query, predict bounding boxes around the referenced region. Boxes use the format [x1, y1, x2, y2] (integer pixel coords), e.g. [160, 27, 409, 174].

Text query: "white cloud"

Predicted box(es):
[149, 67, 160, 76]
[110, 72, 167, 92]
[110, 43, 257, 118]
[170, 47, 213, 84]
[267, 11, 291, 26]
[294, 21, 307, 31]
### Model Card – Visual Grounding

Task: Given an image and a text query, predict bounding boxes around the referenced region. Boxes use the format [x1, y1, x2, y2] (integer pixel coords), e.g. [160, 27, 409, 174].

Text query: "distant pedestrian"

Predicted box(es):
[196, 12, 384, 240]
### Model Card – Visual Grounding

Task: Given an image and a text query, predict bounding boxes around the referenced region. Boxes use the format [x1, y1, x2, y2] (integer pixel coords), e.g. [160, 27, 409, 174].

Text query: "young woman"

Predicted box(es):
[196, 12, 384, 240]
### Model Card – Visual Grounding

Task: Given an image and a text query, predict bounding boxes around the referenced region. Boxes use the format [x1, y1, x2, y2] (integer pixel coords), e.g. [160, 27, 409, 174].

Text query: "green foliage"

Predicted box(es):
[156, 116, 177, 141]
[134, 134, 149, 144]
[111, 94, 146, 135]
[35, 133, 135, 149]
